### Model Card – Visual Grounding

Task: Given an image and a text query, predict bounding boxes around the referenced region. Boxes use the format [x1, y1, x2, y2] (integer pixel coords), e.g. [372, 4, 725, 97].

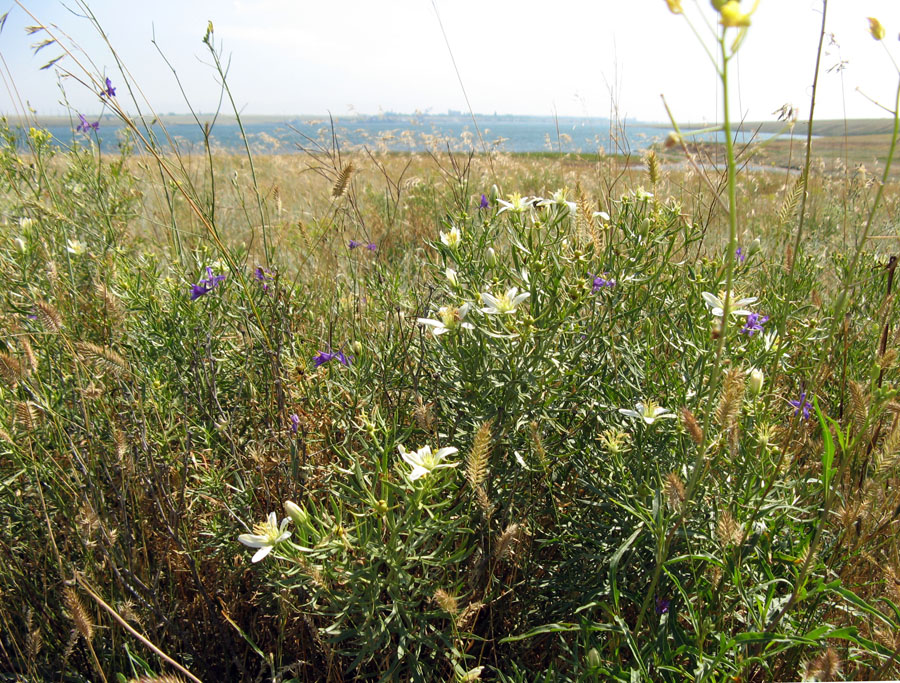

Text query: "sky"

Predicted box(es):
[1, 0, 900, 124]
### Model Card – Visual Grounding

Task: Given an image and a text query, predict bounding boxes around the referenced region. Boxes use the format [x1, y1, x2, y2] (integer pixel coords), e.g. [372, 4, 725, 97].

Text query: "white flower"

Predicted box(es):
[18, 217, 34, 231]
[619, 399, 676, 425]
[416, 303, 474, 335]
[480, 287, 530, 315]
[593, 210, 610, 221]
[398, 443, 459, 481]
[66, 238, 86, 256]
[701, 291, 757, 318]
[445, 267, 458, 285]
[497, 192, 534, 214]
[238, 512, 291, 563]
[537, 188, 576, 213]
[440, 226, 462, 248]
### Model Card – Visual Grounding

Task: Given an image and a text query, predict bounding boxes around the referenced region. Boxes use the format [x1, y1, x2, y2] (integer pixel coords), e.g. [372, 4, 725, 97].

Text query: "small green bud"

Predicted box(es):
[485, 247, 497, 267]
[284, 500, 309, 527]
[586, 647, 601, 669]
[747, 368, 764, 397]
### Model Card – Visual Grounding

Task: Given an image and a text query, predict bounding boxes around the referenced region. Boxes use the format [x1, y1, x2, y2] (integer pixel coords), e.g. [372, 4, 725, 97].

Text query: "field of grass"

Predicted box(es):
[4, 4, 900, 682]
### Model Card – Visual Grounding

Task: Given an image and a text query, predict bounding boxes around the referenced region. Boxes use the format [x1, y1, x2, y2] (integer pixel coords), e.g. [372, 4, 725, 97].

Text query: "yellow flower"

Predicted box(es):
[719, 1, 752, 28]
[868, 17, 886, 41]
[665, 0, 683, 14]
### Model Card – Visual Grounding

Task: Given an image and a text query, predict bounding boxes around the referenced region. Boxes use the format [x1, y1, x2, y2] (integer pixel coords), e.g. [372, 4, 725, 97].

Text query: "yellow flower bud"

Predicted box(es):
[665, 0, 683, 14]
[868, 17, 886, 41]
[719, 1, 752, 28]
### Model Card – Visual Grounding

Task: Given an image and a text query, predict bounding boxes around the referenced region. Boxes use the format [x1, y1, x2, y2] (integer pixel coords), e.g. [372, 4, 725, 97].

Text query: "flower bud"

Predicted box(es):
[351, 340, 363, 355]
[586, 648, 601, 669]
[485, 247, 497, 267]
[868, 17, 886, 41]
[374, 499, 389, 516]
[748, 368, 764, 397]
[489, 184, 500, 203]
[445, 267, 458, 285]
[747, 236, 761, 257]
[284, 500, 309, 527]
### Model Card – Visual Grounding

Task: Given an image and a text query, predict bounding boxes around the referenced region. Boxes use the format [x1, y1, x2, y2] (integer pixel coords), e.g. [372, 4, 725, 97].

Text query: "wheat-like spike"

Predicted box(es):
[475, 485, 492, 519]
[849, 379, 870, 438]
[645, 149, 660, 186]
[332, 162, 354, 198]
[25, 609, 41, 659]
[0, 352, 25, 388]
[680, 407, 704, 445]
[34, 301, 62, 332]
[455, 600, 484, 631]
[529, 421, 547, 468]
[64, 587, 94, 642]
[466, 420, 493, 490]
[433, 589, 458, 615]
[413, 394, 434, 431]
[880, 347, 897, 371]
[716, 510, 740, 547]
[494, 522, 525, 562]
[46, 261, 58, 285]
[778, 178, 804, 226]
[15, 401, 40, 431]
[0, 427, 12, 444]
[805, 647, 841, 681]
[876, 421, 900, 476]
[114, 428, 128, 461]
[20, 336, 38, 373]
[663, 472, 685, 512]
[75, 342, 131, 379]
[93, 281, 122, 322]
[715, 368, 745, 430]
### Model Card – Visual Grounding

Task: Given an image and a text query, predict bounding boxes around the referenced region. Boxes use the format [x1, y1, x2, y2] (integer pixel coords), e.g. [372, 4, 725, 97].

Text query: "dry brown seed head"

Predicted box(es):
[433, 589, 458, 615]
[680, 407, 704, 445]
[64, 587, 93, 642]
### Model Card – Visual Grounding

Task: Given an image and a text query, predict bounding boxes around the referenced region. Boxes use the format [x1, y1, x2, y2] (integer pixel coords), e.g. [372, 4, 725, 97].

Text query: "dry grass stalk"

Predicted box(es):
[94, 281, 123, 323]
[35, 301, 62, 332]
[680, 407, 704, 446]
[466, 419, 492, 490]
[716, 510, 740, 547]
[849, 379, 870, 439]
[875, 420, 900, 476]
[0, 351, 25, 388]
[332, 162, 355, 198]
[803, 647, 841, 682]
[529, 421, 547, 469]
[64, 587, 94, 642]
[20, 336, 38, 373]
[15, 401, 41, 431]
[778, 178, 804, 227]
[494, 522, 525, 562]
[645, 149, 660, 186]
[663, 472, 685, 512]
[75, 342, 131, 379]
[455, 600, 484, 631]
[433, 589, 458, 615]
[716, 368, 745, 431]
[413, 394, 434, 431]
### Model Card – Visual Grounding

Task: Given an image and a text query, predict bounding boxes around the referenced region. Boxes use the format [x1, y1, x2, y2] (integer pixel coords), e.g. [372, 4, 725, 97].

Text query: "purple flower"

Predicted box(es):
[741, 312, 769, 336]
[479, 193, 490, 209]
[76, 114, 100, 133]
[313, 349, 351, 368]
[189, 266, 226, 300]
[103, 77, 116, 97]
[366, 242, 377, 251]
[790, 391, 812, 421]
[735, 246, 745, 263]
[348, 240, 362, 249]
[290, 413, 300, 434]
[255, 266, 274, 291]
[590, 273, 617, 293]
[655, 598, 670, 615]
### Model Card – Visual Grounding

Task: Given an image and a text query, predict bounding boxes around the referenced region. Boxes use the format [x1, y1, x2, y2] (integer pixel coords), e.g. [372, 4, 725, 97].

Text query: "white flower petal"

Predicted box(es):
[252, 545, 274, 563]
[238, 533, 268, 548]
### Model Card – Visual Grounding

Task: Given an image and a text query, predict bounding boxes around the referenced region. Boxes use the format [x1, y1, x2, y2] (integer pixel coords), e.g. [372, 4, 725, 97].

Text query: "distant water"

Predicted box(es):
[29, 115, 772, 155]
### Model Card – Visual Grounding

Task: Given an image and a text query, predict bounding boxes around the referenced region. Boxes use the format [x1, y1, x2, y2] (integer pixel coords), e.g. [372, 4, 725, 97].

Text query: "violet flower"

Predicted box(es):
[290, 413, 300, 434]
[255, 266, 274, 291]
[479, 193, 489, 209]
[741, 312, 769, 336]
[590, 274, 617, 293]
[348, 240, 362, 249]
[655, 598, 670, 615]
[76, 114, 100, 133]
[313, 349, 351, 368]
[366, 242, 377, 251]
[735, 246, 745, 263]
[104, 77, 116, 97]
[189, 266, 226, 300]
[790, 391, 812, 421]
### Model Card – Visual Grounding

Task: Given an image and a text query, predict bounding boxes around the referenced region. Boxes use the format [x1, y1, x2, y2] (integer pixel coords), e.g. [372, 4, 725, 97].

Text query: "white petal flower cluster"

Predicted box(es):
[238, 512, 291, 563]
[398, 444, 459, 481]
[417, 303, 474, 336]
[618, 400, 676, 425]
[701, 291, 757, 318]
[480, 287, 530, 315]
